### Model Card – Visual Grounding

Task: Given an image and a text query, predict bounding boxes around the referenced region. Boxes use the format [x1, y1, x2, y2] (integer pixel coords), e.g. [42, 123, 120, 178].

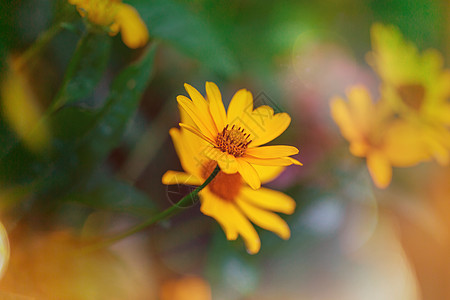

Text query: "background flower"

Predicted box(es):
[368, 23, 450, 164]
[69, 0, 149, 48]
[331, 86, 430, 188]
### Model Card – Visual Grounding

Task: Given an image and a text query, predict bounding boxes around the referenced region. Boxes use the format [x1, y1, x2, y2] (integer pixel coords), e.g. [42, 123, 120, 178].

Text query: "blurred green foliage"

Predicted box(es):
[52, 32, 111, 110]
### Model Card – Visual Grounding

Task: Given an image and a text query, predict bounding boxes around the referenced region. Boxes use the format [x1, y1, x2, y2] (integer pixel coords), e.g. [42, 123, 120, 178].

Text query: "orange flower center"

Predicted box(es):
[215, 125, 252, 157]
[397, 83, 425, 111]
[201, 161, 242, 201]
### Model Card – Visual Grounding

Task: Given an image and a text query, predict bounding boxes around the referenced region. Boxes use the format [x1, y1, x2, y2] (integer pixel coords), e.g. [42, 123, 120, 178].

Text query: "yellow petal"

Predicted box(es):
[227, 90, 291, 147]
[227, 89, 253, 125]
[347, 86, 374, 133]
[200, 190, 238, 240]
[283, 157, 303, 165]
[382, 120, 429, 166]
[178, 102, 197, 126]
[1, 59, 50, 152]
[0, 221, 9, 279]
[174, 118, 214, 176]
[200, 190, 261, 254]
[349, 141, 370, 157]
[242, 106, 291, 147]
[366, 150, 392, 189]
[202, 147, 238, 174]
[236, 158, 261, 189]
[242, 155, 298, 166]
[206, 81, 227, 133]
[217, 154, 239, 174]
[421, 133, 449, 165]
[162, 170, 202, 186]
[436, 103, 450, 125]
[184, 83, 208, 107]
[245, 145, 299, 158]
[177, 95, 217, 141]
[240, 187, 296, 214]
[420, 126, 450, 165]
[115, 4, 149, 49]
[184, 83, 218, 135]
[236, 198, 291, 240]
[370, 23, 413, 82]
[179, 123, 216, 146]
[227, 208, 261, 254]
[330, 97, 361, 142]
[169, 128, 203, 177]
[253, 165, 285, 184]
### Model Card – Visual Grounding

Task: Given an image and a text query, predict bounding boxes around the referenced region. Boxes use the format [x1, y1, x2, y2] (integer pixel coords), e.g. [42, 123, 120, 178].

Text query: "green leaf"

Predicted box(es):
[51, 31, 111, 110]
[0, 113, 18, 159]
[63, 172, 157, 217]
[0, 0, 13, 74]
[130, 0, 239, 77]
[0, 30, 110, 177]
[50, 106, 98, 140]
[2, 43, 157, 194]
[74, 43, 157, 169]
[370, 0, 445, 49]
[41, 43, 158, 194]
[0, 141, 41, 185]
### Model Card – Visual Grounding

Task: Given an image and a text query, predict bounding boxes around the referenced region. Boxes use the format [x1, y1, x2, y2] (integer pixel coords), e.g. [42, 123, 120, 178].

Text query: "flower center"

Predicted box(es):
[201, 161, 242, 201]
[397, 83, 425, 111]
[215, 125, 252, 157]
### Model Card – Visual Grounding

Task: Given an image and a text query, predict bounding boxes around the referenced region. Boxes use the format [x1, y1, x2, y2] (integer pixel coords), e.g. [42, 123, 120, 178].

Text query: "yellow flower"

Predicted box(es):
[331, 86, 430, 188]
[160, 276, 211, 300]
[0, 229, 153, 299]
[176, 82, 301, 190]
[368, 23, 450, 164]
[69, 0, 149, 49]
[162, 103, 296, 254]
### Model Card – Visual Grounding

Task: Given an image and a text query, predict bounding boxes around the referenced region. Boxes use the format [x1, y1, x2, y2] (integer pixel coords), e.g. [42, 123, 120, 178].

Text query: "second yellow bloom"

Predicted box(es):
[69, 0, 149, 49]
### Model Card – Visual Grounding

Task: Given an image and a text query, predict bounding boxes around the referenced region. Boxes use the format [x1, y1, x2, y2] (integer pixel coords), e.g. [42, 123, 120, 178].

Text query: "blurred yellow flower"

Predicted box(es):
[69, 0, 149, 49]
[177, 82, 301, 190]
[0, 229, 154, 299]
[331, 86, 430, 188]
[0, 222, 9, 281]
[0, 57, 50, 152]
[368, 23, 450, 164]
[160, 276, 211, 300]
[162, 102, 296, 254]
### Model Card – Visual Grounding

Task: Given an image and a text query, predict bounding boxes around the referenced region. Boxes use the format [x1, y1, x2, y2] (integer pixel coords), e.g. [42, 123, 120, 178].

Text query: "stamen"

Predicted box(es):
[215, 124, 251, 157]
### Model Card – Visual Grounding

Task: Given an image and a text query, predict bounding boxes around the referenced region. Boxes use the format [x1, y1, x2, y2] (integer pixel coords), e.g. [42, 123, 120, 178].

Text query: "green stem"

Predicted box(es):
[83, 165, 221, 252]
[15, 22, 63, 70]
